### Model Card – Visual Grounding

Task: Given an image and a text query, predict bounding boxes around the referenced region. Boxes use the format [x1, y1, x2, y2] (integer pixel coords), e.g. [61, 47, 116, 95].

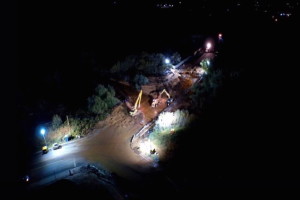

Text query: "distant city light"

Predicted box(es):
[165, 58, 170, 64]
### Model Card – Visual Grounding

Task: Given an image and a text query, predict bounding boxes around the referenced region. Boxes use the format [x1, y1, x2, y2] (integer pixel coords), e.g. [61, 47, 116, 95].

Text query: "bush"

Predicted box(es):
[46, 125, 70, 144]
[95, 84, 108, 97]
[170, 52, 181, 65]
[105, 93, 120, 108]
[88, 84, 120, 115]
[38, 86, 120, 146]
[68, 117, 98, 137]
[107, 85, 115, 97]
[133, 74, 149, 90]
[88, 95, 108, 115]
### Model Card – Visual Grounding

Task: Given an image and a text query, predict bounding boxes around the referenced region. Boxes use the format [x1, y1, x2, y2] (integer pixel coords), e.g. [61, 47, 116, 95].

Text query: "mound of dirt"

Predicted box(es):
[95, 104, 136, 129]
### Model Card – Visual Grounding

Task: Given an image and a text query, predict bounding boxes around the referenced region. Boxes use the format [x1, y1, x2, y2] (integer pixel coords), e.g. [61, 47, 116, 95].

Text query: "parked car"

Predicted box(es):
[42, 146, 48, 154]
[52, 143, 62, 150]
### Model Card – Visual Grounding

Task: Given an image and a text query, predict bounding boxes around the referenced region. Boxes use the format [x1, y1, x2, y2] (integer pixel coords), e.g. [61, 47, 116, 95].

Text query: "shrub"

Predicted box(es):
[88, 84, 120, 115]
[95, 84, 108, 97]
[171, 52, 181, 65]
[133, 74, 149, 90]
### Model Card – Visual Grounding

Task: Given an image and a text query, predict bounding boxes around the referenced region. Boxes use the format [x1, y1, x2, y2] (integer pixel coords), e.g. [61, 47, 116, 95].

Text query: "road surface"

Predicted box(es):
[29, 125, 155, 188]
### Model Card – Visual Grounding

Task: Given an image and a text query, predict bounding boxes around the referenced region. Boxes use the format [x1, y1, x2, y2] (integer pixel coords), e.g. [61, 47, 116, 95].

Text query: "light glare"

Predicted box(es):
[165, 58, 170, 64]
[40, 128, 46, 135]
[206, 42, 212, 50]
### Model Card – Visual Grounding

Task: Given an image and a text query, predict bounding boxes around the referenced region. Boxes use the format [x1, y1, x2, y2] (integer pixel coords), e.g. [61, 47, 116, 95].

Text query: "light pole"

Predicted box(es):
[40, 128, 47, 146]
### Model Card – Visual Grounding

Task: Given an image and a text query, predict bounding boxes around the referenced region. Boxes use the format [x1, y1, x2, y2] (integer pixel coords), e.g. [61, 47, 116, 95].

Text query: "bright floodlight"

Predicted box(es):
[206, 42, 212, 50]
[156, 112, 176, 130]
[139, 140, 155, 156]
[165, 58, 170, 64]
[40, 128, 46, 135]
[207, 60, 210, 65]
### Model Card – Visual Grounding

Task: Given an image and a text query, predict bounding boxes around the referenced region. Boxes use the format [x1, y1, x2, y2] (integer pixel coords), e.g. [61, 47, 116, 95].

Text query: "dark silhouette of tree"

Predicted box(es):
[52, 114, 63, 130]
[88, 84, 120, 115]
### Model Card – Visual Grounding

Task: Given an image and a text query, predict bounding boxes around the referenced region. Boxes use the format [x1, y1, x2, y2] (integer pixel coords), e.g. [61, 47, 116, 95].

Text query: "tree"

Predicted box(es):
[105, 93, 120, 108]
[133, 74, 149, 90]
[52, 114, 62, 130]
[133, 74, 149, 85]
[110, 61, 121, 73]
[107, 85, 115, 97]
[95, 84, 108, 97]
[171, 52, 181, 65]
[88, 95, 108, 115]
[88, 84, 120, 115]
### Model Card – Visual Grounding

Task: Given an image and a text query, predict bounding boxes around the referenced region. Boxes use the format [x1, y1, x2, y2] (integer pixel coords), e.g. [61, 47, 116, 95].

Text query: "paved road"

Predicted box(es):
[29, 139, 87, 187]
[29, 125, 155, 188]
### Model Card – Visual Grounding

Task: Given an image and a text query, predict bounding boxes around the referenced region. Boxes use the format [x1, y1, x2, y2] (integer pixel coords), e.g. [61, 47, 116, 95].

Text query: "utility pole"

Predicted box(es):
[42, 133, 47, 146]
[66, 115, 70, 126]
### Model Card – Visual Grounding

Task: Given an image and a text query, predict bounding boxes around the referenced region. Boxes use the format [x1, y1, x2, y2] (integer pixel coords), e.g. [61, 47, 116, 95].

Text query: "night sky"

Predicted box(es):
[3, 0, 300, 194]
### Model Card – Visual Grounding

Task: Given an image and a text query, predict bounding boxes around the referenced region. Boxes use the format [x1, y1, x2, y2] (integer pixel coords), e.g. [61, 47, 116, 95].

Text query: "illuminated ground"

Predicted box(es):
[79, 125, 155, 181]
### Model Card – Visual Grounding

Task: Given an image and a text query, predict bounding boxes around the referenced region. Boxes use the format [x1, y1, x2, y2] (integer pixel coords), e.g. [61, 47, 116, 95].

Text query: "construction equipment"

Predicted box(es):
[151, 89, 173, 107]
[130, 90, 143, 116]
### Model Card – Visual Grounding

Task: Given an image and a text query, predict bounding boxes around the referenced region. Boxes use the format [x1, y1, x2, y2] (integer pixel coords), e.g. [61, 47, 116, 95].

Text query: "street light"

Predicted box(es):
[40, 128, 48, 146]
[165, 58, 170, 64]
[218, 33, 223, 42]
[218, 33, 222, 39]
[206, 42, 212, 52]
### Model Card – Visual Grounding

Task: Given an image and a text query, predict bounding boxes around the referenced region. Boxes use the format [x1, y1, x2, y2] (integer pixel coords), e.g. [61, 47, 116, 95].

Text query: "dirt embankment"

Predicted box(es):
[95, 105, 136, 130]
